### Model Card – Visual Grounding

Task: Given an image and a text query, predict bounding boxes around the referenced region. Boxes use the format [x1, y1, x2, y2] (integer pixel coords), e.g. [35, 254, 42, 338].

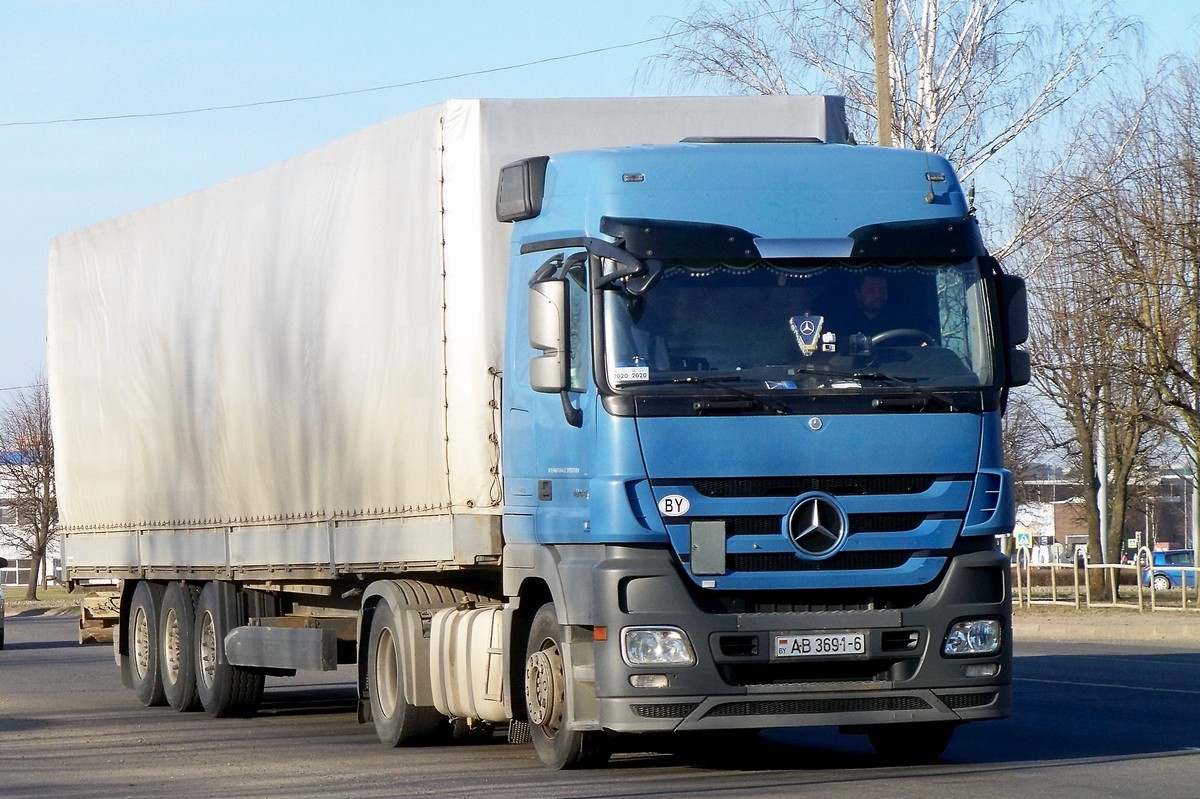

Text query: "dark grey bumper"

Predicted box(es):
[586, 546, 1012, 733]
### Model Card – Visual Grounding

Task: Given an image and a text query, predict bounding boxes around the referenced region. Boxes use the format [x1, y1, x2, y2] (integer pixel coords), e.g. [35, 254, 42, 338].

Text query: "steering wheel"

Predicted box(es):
[870, 328, 935, 347]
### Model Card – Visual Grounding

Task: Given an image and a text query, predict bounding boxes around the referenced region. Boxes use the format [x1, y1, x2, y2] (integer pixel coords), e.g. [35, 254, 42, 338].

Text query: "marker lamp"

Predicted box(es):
[621, 627, 696, 667]
[629, 674, 670, 689]
[943, 619, 1002, 656]
[964, 663, 1000, 678]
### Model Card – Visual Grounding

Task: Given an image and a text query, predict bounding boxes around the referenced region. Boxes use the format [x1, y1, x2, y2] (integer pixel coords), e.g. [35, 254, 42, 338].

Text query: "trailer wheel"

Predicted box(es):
[366, 601, 446, 746]
[524, 603, 611, 769]
[129, 581, 167, 706]
[867, 721, 956, 763]
[160, 581, 201, 711]
[194, 581, 264, 718]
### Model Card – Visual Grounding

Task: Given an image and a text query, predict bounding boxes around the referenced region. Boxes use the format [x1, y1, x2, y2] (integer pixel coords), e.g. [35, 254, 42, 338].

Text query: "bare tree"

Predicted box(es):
[1024, 57, 1200, 559]
[651, 0, 1138, 181]
[0, 379, 58, 600]
[1015, 160, 1166, 570]
[1001, 388, 1051, 508]
[1102, 59, 1200, 462]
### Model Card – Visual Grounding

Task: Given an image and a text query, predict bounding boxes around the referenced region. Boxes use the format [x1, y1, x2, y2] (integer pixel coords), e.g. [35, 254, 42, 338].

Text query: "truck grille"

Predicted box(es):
[657, 472, 975, 589]
[727, 551, 910, 572]
[691, 474, 955, 498]
[721, 513, 935, 536]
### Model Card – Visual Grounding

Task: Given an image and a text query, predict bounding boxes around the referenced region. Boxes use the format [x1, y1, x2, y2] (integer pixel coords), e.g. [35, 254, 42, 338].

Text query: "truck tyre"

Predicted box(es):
[524, 603, 612, 769]
[129, 581, 167, 706]
[194, 581, 264, 718]
[366, 601, 446, 746]
[159, 581, 201, 711]
[867, 721, 956, 763]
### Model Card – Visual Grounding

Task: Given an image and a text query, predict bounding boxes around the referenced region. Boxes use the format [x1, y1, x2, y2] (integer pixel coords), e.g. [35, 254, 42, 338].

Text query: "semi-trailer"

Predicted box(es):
[49, 96, 1028, 769]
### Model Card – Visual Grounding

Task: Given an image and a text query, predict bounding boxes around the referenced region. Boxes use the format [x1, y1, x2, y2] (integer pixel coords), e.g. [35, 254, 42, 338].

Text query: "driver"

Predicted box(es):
[838, 271, 903, 338]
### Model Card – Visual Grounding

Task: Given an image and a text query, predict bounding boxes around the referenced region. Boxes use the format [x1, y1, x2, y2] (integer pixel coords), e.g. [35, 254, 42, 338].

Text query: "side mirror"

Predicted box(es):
[1007, 348, 1031, 388]
[0, 556, 8, 569]
[528, 279, 568, 393]
[999, 274, 1028, 346]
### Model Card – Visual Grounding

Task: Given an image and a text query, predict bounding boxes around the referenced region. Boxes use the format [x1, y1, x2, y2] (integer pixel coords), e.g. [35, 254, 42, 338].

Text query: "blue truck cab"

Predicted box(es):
[498, 138, 1029, 767]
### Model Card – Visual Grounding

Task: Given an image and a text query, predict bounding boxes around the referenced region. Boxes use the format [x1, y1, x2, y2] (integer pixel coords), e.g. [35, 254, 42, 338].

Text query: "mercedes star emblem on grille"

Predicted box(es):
[786, 493, 848, 559]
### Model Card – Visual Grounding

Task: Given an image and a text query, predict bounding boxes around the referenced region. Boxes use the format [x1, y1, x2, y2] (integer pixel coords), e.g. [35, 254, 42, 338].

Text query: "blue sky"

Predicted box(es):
[1, 1, 1196, 393]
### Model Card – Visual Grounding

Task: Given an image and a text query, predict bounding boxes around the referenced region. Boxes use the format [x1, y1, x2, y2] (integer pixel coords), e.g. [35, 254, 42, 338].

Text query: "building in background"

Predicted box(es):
[1013, 464, 1197, 562]
[0, 480, 61, 588]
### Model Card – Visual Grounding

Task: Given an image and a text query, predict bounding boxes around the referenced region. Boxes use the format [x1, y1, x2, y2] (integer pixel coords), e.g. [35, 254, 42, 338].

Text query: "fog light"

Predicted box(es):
[630, 674, 670, 689]
[622, 627, 696, 666]
[943, 619, 1002, 656]
[964, 663, 1000, 678]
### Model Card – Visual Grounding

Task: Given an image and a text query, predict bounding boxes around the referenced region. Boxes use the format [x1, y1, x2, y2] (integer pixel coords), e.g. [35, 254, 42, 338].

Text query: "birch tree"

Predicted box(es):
[0, 379, 58, 600]
[652, 0, 1137, 181]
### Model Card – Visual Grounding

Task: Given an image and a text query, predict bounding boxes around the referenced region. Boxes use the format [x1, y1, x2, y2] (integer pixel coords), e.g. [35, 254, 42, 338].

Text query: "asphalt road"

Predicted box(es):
[2, 613, 1199, 799]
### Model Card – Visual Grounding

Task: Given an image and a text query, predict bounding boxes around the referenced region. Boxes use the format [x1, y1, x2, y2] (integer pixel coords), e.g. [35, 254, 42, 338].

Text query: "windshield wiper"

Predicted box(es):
[790, 365, 962, 411]
[631, 373, 792, 415]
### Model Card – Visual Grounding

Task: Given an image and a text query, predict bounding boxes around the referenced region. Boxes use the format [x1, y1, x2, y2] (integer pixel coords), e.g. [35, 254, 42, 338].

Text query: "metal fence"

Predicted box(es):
[1013, 546, 1200, 612]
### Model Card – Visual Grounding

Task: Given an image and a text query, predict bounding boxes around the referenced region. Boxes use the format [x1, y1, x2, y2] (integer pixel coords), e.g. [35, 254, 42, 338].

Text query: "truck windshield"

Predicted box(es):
[602, 259, 995, 392]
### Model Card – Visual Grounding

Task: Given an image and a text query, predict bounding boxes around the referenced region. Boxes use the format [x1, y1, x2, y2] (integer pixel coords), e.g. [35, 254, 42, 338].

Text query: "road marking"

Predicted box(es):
[1016, 676, 1200, 696]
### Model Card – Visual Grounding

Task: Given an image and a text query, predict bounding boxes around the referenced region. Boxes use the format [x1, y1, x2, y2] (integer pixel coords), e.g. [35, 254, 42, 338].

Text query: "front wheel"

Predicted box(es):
[867, 721, 956, 763]
[524, 603, 611, 769]
[1152, 574, 1172, 592]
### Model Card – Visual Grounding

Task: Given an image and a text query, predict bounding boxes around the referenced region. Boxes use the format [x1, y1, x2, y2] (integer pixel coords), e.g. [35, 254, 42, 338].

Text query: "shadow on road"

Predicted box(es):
[6, 614, 1200, 778]
[597, 650, 1200, 772]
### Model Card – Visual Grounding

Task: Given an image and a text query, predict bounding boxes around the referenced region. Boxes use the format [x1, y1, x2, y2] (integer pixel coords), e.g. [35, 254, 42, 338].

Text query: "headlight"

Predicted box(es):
[943, 619, 1002, 656]
[621, 627, 696, 666]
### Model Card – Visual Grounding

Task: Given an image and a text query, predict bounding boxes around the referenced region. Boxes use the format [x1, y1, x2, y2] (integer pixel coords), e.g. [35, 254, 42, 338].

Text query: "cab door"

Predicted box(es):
[507, 251, 595, 545]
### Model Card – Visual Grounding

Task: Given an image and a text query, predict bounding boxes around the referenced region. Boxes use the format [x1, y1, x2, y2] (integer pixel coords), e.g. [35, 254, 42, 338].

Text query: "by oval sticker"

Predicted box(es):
[658, 495, 691, 516]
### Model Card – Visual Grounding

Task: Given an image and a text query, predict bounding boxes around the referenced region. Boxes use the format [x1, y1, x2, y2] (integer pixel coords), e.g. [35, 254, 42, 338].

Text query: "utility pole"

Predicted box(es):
[873, 0, 893, 147]
[1191, 458, 1199, 552]
[1096, 390, 1109, 563]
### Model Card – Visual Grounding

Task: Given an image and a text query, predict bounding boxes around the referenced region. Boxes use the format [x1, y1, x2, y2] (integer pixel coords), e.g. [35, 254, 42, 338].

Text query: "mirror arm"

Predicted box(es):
[528, 253, 564, 286]
[560, 391, 583, 428]
[518, 235, 645, 289]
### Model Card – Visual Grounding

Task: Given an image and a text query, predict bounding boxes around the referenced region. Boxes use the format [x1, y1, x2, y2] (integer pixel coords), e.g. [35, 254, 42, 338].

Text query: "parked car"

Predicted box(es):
[1141, 549, 1197, 591]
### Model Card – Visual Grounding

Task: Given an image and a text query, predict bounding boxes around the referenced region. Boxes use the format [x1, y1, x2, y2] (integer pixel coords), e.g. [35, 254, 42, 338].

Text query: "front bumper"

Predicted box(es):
[588, 546, 1012, 733]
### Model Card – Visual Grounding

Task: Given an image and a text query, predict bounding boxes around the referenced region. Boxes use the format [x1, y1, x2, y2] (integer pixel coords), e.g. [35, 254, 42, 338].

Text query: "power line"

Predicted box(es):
[0, 34, 670, 128]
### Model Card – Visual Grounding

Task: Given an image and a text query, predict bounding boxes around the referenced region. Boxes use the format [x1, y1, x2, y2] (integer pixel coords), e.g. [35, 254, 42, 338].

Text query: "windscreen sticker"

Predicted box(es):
[765, 380, 796, 390]
[612, 365, 650, 384]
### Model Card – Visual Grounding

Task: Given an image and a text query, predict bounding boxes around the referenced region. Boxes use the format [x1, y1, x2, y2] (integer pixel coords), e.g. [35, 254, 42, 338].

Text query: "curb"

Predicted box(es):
[1013, 620, 1200, 643]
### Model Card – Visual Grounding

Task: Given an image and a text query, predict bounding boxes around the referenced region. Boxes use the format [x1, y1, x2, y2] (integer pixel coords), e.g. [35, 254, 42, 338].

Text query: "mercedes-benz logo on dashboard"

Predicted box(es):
[786, 492, 848, 559]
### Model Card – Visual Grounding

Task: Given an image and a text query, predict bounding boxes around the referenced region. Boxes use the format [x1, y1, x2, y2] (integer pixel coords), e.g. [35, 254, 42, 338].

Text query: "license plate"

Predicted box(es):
[774, 632, 867, 659]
